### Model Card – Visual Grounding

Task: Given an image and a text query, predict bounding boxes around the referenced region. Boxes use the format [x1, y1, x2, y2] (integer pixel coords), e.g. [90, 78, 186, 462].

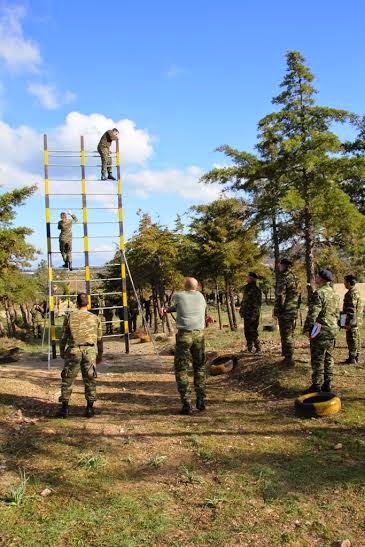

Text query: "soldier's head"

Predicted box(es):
[76, 292, 89, 310]
[279, 258, 293, 273]
[344, 274, 357, 289]
[112, 128, 119, 139]
[184, 277, 199, 291]
[60, 212, 67, 221]
[247, 272, 259, 284]
[315, 268, 333, 286]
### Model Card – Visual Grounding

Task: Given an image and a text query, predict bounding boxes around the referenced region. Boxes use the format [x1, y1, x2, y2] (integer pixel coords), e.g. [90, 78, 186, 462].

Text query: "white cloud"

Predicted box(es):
[126, 166, 223, 201]
[165, 64, 185, 79]
[0, 6, 42, 72]
[27, 83, 77, 109]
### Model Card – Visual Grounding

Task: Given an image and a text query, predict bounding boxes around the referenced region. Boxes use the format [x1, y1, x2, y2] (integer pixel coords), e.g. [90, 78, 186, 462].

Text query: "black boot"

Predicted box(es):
[101, 173, 107, 181]
[342, 356, 357, 364]
[85, 402, 95, 418]
[180, 401, 192, 415]
[302, 384, 321, 395]
[255, 341, 262, 354]
[107, 173, 116, 181]
[56, 402, 69, 418]
[62, 262, 68, 268]
[196, 396, 206, 411]
[321, 381, 332, 393]
[68, 261, 73, 272]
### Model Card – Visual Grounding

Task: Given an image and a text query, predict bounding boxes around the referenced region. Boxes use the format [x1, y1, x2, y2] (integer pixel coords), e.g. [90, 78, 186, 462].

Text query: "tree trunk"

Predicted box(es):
[20, 304, 31, 328]
[152, 288, 159, 333]
[272, 212, 280, 284]
[303, 202, 315, 300]
[215, 281, 223, 330]
[229, 285, 238, 331]
[224, 277, 234, 331]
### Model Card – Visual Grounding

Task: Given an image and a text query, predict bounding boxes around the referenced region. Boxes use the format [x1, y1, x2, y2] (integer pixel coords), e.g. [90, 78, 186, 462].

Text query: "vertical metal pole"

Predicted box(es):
[44, 134, 56, 361]
[116, 138, 129, 353]
[80, 136, 91, 309]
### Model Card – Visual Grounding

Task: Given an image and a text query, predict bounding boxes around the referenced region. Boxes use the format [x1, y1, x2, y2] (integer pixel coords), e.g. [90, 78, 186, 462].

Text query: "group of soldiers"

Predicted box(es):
[239, 258, 363, 393]
[54, 263, 363, 418]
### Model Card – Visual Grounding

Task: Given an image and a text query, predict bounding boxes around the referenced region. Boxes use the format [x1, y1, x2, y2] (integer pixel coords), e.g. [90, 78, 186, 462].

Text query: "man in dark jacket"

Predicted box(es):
[239, 272, 262, 353]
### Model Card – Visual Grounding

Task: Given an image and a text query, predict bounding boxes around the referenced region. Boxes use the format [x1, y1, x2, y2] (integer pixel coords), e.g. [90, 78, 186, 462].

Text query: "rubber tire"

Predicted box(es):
[140, 335, 150, 343]
[210, 363, 231, 376]
[295, 392, 341, 418]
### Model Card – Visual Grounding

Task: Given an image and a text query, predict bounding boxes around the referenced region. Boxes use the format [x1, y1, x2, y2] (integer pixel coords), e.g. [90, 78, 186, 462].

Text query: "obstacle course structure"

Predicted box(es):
[43, 134, 129, 361]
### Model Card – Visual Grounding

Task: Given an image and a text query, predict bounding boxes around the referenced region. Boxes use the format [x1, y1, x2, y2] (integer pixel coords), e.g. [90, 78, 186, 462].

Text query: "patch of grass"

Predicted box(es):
[180, 465, 204, 484]
[78, 452, 106, 470]
[203, 495, 227, 508]
[147, 455, 167, 468]
[0, 468, 29, 506]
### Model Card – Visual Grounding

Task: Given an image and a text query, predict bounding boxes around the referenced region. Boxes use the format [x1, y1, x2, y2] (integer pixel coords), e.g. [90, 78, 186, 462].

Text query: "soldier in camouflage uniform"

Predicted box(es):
[164, 277, 207, 415]
[342, 274, 363, 364]
[57, 293, 103, 418]
[303, 269, 339, 393]
[274, 258, 300, 367]
[31, 303, 44, 339]
[128, 296, 139, 333]
[97, 128, 119, 181]
[239, 272, 262, 353]
[58, 210, 78, 270]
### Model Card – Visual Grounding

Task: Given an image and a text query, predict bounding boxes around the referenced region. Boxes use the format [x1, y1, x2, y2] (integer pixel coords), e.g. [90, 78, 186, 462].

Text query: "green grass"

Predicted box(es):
[0, 469, 29, 506]
[78, 452, 106, 470]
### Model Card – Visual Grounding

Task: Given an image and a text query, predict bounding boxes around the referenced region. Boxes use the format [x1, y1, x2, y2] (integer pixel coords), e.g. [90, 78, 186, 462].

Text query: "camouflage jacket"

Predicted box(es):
[304, 284, 339, 337]
[274, 271, 299, 317]
[343, 286, 363, 327]
[129, 300, 139, 317]
[60, 309, 103, 356]
[239, 283, 262, 320]
[58, 215, 78, 241]
[98, 130, 118, 149]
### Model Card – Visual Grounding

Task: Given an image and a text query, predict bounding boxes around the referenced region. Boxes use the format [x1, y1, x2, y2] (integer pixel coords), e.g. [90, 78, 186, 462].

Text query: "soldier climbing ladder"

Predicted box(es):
[43, 133, 129, 365]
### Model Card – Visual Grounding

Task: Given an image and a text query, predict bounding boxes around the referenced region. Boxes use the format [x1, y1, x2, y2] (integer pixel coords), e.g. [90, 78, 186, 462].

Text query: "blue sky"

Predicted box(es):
[1, 0, 364, 268]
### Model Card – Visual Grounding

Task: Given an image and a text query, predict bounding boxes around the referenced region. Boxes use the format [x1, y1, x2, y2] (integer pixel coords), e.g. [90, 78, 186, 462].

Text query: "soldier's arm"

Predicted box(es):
[344, 292, 356, 325]
[96, 317, 103, 360]
[274, 278, 285, 315]
[57, 221, 62, 230]
[303, 291, 322, 334]
[59, 316, 70, 358]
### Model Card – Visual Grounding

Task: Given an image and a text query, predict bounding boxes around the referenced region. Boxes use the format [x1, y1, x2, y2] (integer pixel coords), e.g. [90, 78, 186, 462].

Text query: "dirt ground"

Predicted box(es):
[1, 333, 365, 546]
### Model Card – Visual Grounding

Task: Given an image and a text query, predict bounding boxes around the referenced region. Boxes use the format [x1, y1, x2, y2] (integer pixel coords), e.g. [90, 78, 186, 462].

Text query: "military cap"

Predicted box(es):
[248, 272, 259, 279]
[280, 258, 293, 267]
[318, 268, 333, 282]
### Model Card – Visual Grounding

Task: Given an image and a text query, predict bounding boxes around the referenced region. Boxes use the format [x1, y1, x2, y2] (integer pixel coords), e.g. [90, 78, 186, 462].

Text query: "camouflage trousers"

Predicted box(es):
[59, 239, 72, 263]
[98, 145, 112, 176]
[346, 328, 361, 359]
[33, 322, 42, 339]
[60, 346, 97, 403]
[310, 335, 335, 386]
[174, 330, 206, 403]
[243, 316, 260, 350]
[278, 315, 296, 358]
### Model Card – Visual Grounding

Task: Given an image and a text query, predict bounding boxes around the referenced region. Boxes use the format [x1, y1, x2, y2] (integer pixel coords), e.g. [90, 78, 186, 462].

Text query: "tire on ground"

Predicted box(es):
[294, 392, 341, 418]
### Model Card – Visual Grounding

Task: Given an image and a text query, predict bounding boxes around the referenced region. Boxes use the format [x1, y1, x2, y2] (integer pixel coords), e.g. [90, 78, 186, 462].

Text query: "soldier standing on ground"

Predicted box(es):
[143, 296, 152, 328]
[303, 269, 339, 393]
[56, 292, 103, 418]
[97, 128, 119, 181]
[342, 274, 363, 365]
[274, 258, 300, 367]
[58, 210, 78, 270]
[163, 277, 207, 415]
[31, 303, 44, 339]
[128, 296, 139, 333]
[239, 272, 262, 353]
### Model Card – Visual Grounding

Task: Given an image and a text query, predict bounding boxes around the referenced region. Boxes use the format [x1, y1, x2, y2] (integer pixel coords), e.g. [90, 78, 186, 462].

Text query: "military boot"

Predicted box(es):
[196, 396, 206, 411]
[255, 341, 262, 354]
[107, 173, 116, 181]
[343, 356, 357, 365]
[101, 173, 108, 181]
[62, 262, 68, 268]
[321, 381, 332, 393]
[180, 401, 193, 415]
[85, 402, 95, 418]
[68, 261, 73, 272]
[56, 402, 69, 418]
[302, 384, 321, 395]
[245, 345, 254, 353]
